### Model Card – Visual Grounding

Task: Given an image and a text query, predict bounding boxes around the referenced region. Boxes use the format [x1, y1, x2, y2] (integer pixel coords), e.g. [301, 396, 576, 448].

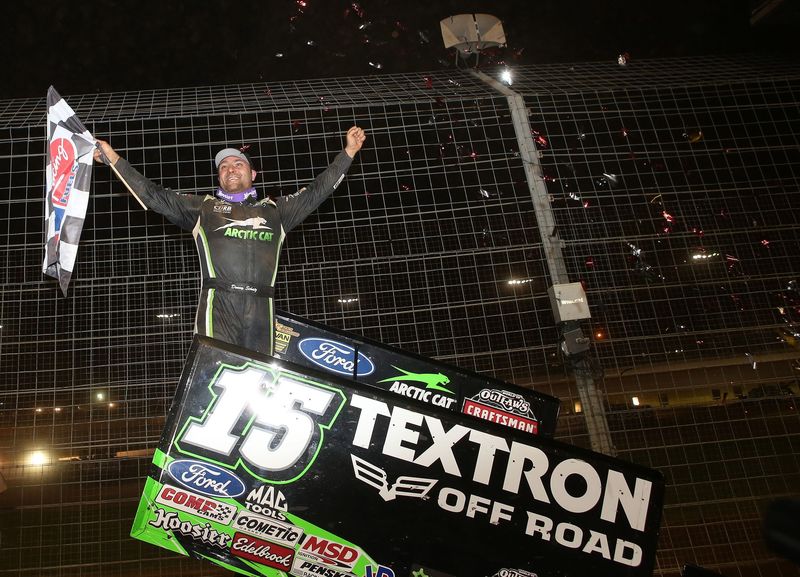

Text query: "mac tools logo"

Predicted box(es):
[167, 459, 246, 498]
[298, 338, 375, 377]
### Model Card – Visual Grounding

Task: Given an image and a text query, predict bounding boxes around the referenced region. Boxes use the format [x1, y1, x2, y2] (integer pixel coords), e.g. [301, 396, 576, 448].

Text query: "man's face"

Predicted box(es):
[217, 156, 256, 194]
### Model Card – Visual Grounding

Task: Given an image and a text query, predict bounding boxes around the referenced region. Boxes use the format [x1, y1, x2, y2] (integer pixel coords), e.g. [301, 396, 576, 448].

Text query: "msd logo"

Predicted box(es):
[298, 338, 375, 377]
[167, 459, 246, 498]
[298, 535, 360, 569]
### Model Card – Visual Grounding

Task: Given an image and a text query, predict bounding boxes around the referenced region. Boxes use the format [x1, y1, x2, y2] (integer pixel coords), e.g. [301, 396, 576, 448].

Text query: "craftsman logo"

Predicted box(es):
[292, 558, 356, 577]
[148, 507, 231, 548]
[167, 459, 246, 498]
[298, 535, 360, 569]
[178, 364, 344, 483]
[231, 532, 294, 570]
[233, 510, 303, 546]
[463, 399, 539, 435]
[473, 389, 535, 418]
[298, 338, 375, 377]
[155, 484, 236, 525]
[49, 137, 78, 208]
[351, 454, 437, 502]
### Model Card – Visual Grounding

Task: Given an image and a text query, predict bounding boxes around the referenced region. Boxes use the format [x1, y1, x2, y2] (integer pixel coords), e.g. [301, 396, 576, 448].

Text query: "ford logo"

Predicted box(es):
[167, 459, 246, 498]
[298, 338, 375, 377]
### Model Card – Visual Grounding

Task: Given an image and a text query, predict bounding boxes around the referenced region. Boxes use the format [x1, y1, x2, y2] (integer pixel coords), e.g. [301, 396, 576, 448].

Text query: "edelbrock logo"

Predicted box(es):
[167, 459, 246, 498]
[298, 338, 375, 377]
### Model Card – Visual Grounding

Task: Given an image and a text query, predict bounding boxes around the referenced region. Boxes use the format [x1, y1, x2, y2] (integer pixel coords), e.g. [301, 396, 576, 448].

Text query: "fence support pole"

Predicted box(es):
[471, 69, 615, 456]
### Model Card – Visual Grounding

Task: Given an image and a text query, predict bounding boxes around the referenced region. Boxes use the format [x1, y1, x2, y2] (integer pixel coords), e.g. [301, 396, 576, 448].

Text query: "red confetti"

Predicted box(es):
[423, 76, 433, 89]
[662, 211, 675, 223]
[531, 130, 548, 148]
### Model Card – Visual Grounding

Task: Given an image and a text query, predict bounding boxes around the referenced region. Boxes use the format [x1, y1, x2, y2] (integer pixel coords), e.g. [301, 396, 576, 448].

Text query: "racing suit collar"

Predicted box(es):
[215, 187, 257, 203]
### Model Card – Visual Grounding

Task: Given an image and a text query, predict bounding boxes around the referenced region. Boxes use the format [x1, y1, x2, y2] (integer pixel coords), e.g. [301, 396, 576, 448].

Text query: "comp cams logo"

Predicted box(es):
[155, 484, 236, 524]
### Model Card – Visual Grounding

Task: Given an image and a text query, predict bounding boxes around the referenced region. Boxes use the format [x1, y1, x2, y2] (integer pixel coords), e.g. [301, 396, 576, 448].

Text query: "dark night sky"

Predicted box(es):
[3, 0, 799, 101]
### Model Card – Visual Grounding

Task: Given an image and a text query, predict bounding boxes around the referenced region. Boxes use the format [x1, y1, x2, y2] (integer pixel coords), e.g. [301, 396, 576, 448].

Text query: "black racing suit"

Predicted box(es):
[114, 151, 353, 356]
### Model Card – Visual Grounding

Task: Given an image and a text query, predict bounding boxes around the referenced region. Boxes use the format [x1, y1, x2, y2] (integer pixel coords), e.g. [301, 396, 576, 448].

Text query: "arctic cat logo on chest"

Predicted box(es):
[224, 228, 274, 241]
[216, 217, 274, 241]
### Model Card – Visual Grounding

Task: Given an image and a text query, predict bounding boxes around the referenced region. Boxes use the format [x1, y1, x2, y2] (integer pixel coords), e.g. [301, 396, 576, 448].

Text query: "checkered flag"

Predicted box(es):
[42, 86, 95, 296]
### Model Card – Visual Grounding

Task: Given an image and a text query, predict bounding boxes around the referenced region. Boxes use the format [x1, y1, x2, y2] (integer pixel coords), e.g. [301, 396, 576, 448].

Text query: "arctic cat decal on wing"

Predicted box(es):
[378, 366, 452, 394]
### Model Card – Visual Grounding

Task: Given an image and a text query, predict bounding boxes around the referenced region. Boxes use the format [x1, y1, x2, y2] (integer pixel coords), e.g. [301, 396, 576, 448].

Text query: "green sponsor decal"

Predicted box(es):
[379, 365, 453, 394]
[131, 475, 377, 577]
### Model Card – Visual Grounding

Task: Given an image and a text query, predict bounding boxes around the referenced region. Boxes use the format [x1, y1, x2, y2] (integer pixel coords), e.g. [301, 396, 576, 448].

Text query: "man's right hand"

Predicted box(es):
[93, 139, 120, 166]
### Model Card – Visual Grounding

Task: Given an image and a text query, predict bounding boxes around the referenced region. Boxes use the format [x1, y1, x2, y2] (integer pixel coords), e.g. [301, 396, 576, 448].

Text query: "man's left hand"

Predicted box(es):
[345, 126, 367, 158]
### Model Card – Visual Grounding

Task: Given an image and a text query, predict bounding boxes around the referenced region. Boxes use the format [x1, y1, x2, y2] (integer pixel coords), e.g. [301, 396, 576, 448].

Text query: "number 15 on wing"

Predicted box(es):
[176, 363, 346, 484]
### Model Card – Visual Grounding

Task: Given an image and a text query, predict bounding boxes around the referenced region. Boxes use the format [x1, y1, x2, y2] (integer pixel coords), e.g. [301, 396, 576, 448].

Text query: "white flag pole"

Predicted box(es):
[95, 143, 148, 211]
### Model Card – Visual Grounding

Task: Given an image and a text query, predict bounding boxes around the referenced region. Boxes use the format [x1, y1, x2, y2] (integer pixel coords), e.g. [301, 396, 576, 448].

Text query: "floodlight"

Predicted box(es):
[440, 14, 506, 65]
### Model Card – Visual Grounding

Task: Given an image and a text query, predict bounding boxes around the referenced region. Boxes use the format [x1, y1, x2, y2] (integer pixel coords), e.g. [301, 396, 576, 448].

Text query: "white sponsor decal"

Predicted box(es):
[233, 510, 304, 546]
[351, 454, 437, 501]
[215, 216, 271, 231]
[349, 394, 654, 568]
[291, 557, 356, 577]
[148, 507, 231, 548]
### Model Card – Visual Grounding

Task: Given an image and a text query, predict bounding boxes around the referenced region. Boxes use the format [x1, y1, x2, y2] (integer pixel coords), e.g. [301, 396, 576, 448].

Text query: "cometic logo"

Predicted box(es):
[232, 511, 303, 546]
[167, 459, 246, 498]
[298, 338, 375, 377]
